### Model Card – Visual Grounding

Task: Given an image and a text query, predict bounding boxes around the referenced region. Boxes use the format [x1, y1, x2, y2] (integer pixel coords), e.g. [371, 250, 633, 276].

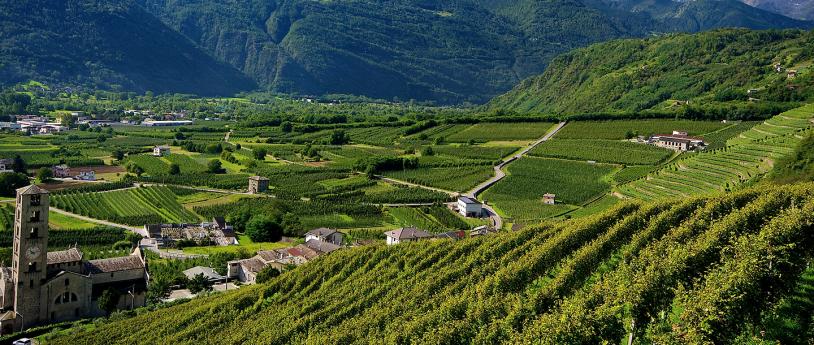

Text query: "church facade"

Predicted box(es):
[0, 185, 148, 334]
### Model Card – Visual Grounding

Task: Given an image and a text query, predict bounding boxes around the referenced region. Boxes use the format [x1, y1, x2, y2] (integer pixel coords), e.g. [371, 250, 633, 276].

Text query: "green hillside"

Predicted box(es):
[618, 104, 814, 200]
[488, 29, 814, 114]
[0, 0, 255, 96]
[48, 182, 814, 344]
[131, 0, 809, 103]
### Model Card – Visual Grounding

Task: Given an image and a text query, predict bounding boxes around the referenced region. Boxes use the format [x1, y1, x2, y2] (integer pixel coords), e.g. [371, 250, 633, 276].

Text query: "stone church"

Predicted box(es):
[0, 185, 148, 334]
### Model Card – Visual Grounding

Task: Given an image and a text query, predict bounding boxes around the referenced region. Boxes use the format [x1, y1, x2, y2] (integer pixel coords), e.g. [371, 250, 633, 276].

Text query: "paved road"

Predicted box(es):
[465, 121, 567, 198]
[49, 207, 148, 236]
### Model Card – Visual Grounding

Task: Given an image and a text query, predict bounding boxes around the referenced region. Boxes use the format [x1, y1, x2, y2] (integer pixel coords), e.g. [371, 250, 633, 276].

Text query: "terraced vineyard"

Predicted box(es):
[51, 186, 199, 225]
[49, 183, 814, 345]
[619, 105, 814, 201]
[729, 105, 814, 146]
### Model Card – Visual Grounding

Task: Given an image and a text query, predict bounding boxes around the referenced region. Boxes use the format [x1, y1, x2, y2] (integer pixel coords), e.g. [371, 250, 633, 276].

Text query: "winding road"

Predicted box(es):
[465, 121, 567, 199]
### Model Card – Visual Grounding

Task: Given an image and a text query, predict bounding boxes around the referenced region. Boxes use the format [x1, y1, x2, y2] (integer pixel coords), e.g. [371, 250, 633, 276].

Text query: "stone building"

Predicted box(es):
[248, 176, 269, 194]
[0, 185, 148, 334]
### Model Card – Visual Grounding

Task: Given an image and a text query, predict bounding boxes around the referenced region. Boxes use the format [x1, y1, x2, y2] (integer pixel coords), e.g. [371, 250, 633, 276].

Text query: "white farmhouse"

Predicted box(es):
[153, 145, 171, 157]
[384, 227, 432, 245]
[457, 196, 483, 217]
[304, 228, 344, 245]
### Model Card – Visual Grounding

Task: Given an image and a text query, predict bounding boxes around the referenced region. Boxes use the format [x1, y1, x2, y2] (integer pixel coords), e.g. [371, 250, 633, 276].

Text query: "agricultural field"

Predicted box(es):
[432, 145, 519, 161]
[555, 119, 728, 140]
[482, 157, 617, 222]
[701, 121, 759, 150]
[387, 206, 470, 232]
[618, 135, 801, 200]
[51, 183, 814, 345]
[728, 104, 814, 146]
[529, 139, 672, 165]
[384, 166, 495, 192]
[445, 122, 556, 142]
[619, 106, 814, 201]
[51, 186, 200, 225]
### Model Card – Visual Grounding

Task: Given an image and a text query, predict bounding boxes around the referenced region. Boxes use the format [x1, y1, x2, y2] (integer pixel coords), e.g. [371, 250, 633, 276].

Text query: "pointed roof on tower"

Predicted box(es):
[17, 184, 48, 195]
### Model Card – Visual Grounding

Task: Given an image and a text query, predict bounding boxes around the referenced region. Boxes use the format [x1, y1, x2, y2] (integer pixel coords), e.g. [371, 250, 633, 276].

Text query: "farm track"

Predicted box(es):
[48, 206, 147, 236]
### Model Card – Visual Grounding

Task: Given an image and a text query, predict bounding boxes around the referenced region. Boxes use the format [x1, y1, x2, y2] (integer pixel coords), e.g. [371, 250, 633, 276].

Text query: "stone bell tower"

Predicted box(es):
[11, 185, 49, 328]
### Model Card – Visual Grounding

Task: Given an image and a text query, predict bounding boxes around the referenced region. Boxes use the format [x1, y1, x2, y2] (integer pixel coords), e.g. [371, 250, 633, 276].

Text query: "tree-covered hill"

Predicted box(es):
[742, 0, 814, 21]
[49, 182, 814, 344]
[0, 0, 255, 96]
[1, 0, 810, 102]
[487, 29, 814, 115]
[132, 0, 811, 103]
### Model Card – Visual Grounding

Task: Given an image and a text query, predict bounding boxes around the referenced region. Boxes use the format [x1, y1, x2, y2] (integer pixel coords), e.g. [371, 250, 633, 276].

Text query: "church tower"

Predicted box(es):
[11, 185, 49, 328]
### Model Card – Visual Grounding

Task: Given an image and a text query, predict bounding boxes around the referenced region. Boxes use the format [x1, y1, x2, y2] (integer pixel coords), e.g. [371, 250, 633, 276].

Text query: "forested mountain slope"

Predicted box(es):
[0, 0, 255, 96]
[488, 29, 814, 115]
[742, 0, 814, 21]
[133, 0, 810, 103]
[51, 183, 814, 344]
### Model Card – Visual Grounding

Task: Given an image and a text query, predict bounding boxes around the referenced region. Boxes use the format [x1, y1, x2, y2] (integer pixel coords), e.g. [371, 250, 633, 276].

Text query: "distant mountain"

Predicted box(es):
[0, 0, 254, 96]
[0, 0, 809, 102]
[487, 29, 814, 115]
[135, 0, 811, 104]
[741, 0, 814, 21]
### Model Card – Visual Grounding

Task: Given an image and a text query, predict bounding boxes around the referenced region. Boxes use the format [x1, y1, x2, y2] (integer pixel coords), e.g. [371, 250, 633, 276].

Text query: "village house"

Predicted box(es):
[543, 193, 556, 205]
[304, 228, 344, 245]
[470, 225, 497, 237]
[457, 196, 483, 217]
[145, 218, 237, 247]
[74, 171, 96, 181]
[227, 240, 341, 284]
[788, 70, 798, 79]
[0, 159, 13, 174]
[384, 227, 433, 245]
[0, 186, 148, 334]
[435, 230, 466, 240]
[248, 176, 270, 194]
[182, 266, 225, 284]
[51, 165, 71, 178]
[153, 145, 171, 157]
[648, 131, 706, 152]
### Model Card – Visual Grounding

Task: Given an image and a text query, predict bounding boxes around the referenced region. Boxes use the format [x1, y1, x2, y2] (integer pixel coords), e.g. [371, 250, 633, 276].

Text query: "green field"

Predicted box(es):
[52, 186, 200, 225]
[384, 166, 495, 192]
[482, 157, 617, 222]
[529, 139, 672, 165]
[445, 122, 556, 142]
[555, 120, 728, 140]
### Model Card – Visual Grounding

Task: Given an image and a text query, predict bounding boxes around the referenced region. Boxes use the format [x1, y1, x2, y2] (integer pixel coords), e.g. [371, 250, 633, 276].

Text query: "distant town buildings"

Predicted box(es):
[142, 120, 194, 127]
[145, 218, 237, 247]
[248, 176, 269, 194]
[52, 165, 71, 178]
